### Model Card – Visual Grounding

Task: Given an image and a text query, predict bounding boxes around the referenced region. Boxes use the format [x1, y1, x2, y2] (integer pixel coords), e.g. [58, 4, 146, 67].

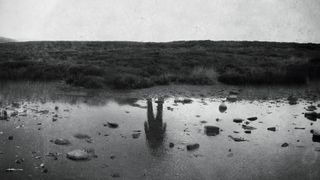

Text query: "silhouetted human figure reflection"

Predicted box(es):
[144, 98, 166, 150]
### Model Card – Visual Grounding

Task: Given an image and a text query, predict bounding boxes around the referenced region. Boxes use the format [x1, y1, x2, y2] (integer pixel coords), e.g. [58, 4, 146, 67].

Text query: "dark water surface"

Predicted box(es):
[0, 82, 320, 180]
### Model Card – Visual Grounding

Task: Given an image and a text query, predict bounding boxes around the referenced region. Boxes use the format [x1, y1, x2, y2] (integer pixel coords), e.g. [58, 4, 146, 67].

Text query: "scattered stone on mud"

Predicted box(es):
[247, 117, 258, 121]
[132, 133, 141, 139]
[228, 135, 247, 142]
[281, 143, 289, 147]
[242, 125, 256, 130]
[204, 126, 220, 136]
[51, 138, 71, 145]
[233, 118, 244, 123]
[219, 101, 227, 113]
[186, 143, 200, 151]
[226, 95, 237, 102]
[304, 112, 319, 121]
[267, 127, 276, 131]
[66, 149, 96, 161]
[106, 122, 119, 128]
[287, 95, 298, 105]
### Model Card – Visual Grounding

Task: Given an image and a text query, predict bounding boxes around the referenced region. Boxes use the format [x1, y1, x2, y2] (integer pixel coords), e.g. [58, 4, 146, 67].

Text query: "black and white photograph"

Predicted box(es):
[0, 0, 320, 179]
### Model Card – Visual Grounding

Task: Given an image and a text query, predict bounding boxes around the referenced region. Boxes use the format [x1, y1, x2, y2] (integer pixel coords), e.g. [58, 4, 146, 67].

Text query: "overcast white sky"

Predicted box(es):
[0, 0, 320, 42]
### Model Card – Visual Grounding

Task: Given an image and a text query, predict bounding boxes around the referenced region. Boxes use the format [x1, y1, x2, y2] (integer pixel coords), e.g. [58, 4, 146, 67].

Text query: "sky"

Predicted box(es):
[0, 0, 320, 42]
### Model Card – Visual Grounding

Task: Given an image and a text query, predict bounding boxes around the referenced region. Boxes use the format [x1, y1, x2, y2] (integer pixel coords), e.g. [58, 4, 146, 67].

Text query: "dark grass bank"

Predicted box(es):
[0, 40, 320, 89]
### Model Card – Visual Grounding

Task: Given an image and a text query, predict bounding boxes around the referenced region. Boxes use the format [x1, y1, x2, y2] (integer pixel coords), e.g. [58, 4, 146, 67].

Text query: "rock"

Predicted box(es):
[169, 143, 174, 148]
[242, 125, 256, 130]
[5, 168, 23, 172]
[74, 133, 91, 139]
[200, 120, 207, 124]
[111, 173, 120, 178]
[244, 130, 251, 134]
[132, 133, 140, 139]
[281, 143, 289, 147]
[12, 102, 20, 108]
[294, 127, 305, 130]
[11, 111, 18, 117]
[106, 122, 119, 128]
[8, 136, 13, 140]
[226, 95, 237, 102]
[228, 135, 247, 142]
[229, 90, 239, 95]
[267, 127, 276, 131]
[174, 98, 193, 104]
[247, 117, 258, 121]
[42, 168, 48, 173]
[315, 147, 320, 152]
[219, 101, 227, 113]
[204, 126, 220, 136]
[66, 149, 96, 161]
[311, 129, 320, 142]
[15, 158, 24, 164]
[233, 118, 244, 123]
[51, 138, 71, 145]
[305, 105, 317, 111]
[54, 106, 59, 110]
[287, 95, 298, 105]
[304, 112, 319, 121]
[186, 143, 200, 151]
[0, 110, 8, 120]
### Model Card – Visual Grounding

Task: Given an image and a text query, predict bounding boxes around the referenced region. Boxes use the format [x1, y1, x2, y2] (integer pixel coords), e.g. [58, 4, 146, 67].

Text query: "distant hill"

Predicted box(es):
[0, 36, 15, 43]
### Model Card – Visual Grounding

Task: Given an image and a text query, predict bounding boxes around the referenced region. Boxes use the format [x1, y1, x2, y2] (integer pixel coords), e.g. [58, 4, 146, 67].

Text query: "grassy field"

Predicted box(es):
[0, 40, 320, 89]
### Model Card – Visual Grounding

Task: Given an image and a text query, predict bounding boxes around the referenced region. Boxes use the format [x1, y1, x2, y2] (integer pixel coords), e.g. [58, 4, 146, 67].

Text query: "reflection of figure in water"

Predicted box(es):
[144, 98, 166, 150]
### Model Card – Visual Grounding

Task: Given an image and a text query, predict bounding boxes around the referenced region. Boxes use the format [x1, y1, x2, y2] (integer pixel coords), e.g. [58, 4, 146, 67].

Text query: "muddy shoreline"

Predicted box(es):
[1, 81, 320, 180]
